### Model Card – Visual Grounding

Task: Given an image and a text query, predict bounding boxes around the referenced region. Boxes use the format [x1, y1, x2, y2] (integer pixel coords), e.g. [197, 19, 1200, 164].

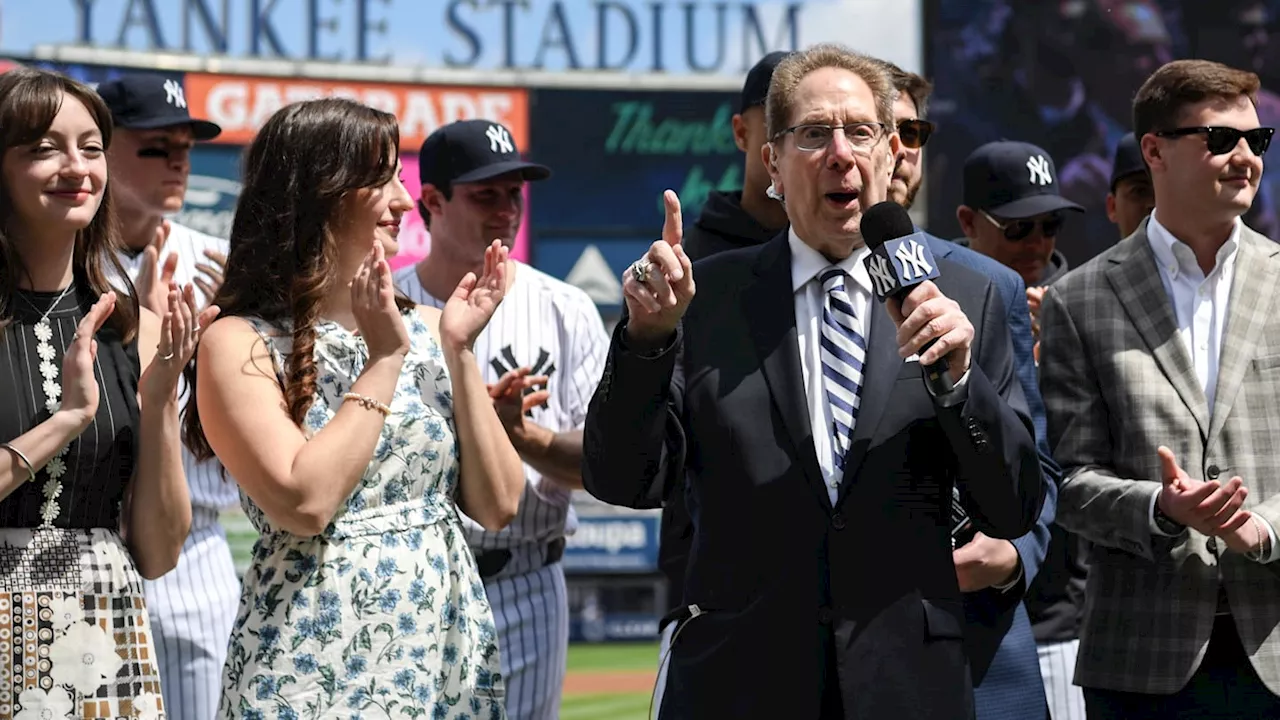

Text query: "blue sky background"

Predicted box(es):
[1, 0, 921, 76]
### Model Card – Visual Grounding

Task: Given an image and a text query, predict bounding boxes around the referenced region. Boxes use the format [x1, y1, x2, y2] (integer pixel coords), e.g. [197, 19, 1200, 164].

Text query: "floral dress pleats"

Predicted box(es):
[217, 312, 505, 720]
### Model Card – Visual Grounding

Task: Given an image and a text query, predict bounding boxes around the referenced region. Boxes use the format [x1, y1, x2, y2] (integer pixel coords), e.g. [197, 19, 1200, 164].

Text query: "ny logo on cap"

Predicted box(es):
[486, 124, 514, 154]
[163, 79, 187, 109]
[1026, 155, 1053, 186]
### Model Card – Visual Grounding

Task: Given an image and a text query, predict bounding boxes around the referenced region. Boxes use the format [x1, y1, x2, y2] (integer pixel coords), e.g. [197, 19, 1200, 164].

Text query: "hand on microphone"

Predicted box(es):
[886, 280, 973, 384]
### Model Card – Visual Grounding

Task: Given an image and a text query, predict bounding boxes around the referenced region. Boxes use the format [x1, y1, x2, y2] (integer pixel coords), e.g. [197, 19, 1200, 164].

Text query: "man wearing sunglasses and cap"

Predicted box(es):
[1041, 59, 1280, 717]
[95, 73, 238, 720]
[956, 141, 1084, 291]
[880, 60, 1063, 720]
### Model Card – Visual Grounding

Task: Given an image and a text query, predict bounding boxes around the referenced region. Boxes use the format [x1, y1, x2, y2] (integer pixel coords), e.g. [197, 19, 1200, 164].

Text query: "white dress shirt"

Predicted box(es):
[791, 230, 874, 506]
[1145, 211, 1279, 561]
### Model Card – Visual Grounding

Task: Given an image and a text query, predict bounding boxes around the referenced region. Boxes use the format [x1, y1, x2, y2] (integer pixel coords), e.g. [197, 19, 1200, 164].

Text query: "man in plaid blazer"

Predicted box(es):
[1040, 58, 1280, 717]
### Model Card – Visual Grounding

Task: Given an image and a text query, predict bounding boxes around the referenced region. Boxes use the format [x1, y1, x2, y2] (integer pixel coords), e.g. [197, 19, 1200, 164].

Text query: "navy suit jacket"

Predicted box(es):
[926, 231, 1059, 720]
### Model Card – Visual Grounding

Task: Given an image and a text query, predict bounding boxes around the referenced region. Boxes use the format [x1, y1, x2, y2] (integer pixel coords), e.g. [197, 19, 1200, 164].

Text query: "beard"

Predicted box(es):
[892, 175, 922, 210]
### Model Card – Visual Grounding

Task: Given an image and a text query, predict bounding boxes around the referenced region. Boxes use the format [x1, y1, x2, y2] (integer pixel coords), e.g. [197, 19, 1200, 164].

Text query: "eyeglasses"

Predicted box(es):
[980, 210, 1065, 241]
[897, 119, 935, 149]
[773, 122, 888, 153]
[1154, 126, 1276, 156]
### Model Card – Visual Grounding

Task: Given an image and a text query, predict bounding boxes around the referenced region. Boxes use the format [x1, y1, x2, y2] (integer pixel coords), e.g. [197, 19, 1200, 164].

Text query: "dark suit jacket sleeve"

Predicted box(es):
[939, 280, 1045, 541]
[976, 273, 1059, 609]
[582, 318, 687, 510]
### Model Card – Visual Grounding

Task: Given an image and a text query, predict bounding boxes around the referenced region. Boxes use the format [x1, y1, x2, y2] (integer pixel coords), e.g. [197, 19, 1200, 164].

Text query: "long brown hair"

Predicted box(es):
[0, 67, 138, 340]
[184, 97, 410, 460]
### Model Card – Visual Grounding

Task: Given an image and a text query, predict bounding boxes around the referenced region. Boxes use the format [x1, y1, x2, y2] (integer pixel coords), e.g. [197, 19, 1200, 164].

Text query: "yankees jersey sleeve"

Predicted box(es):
[114, 221, 241, 514]
[393, 261, 608, 549]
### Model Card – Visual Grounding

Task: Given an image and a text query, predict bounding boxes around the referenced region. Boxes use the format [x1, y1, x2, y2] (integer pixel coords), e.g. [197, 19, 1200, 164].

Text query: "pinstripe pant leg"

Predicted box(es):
[654, 620, 677, 713]
[1038, 639, 1086, 720]
[486, 562, 569, 720]
[143, 525, 242, 720]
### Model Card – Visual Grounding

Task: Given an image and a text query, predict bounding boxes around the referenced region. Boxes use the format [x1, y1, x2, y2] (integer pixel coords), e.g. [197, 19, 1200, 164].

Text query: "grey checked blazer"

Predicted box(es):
[1040, 218, 1280, 696]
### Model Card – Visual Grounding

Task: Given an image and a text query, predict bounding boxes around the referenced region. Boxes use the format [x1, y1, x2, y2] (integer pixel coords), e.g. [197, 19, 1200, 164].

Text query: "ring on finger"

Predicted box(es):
[631, 259, 652, 284]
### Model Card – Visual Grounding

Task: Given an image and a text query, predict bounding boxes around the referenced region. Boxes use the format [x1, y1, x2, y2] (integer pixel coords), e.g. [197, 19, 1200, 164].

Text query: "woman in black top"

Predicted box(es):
[0, 67, 216, 718]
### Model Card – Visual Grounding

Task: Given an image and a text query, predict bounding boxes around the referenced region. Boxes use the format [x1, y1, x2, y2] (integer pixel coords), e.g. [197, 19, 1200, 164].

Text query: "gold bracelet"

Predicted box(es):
[0, 442, 37, 483]
[342, 392, 392, 418]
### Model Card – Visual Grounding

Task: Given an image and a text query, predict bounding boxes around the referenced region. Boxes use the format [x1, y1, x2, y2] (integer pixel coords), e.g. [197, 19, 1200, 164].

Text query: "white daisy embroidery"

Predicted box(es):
[38, 360, 58, 380]
[13, 686, 74, 720]
[47, 621, 124, 694]
[132, 691, 163, 720]
[44, 595, 82, 632]
[32, 323, 52, 343]
[36, 343, 56, 362]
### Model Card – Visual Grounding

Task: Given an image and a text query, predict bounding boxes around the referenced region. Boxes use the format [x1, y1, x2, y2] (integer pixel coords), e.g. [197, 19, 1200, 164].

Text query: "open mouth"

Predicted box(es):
[825, 191, 859, 205]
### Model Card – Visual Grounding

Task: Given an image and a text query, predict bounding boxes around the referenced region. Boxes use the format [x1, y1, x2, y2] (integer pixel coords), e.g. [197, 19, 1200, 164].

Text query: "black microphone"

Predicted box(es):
[859, 201, 956, 395]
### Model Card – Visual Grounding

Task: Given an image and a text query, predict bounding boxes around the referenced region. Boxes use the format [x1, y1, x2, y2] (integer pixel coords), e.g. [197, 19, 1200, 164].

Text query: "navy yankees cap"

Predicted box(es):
[963, 140, 1084, 218]
[740, 51, 793, 113]
[96, 74, 221, 141]
[419, 119, 551, 189]
[1110, 132, 1148, 191]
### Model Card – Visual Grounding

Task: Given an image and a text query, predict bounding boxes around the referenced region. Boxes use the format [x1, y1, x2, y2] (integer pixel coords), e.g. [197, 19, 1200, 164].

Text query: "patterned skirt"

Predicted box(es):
[0, 527, 164, 719]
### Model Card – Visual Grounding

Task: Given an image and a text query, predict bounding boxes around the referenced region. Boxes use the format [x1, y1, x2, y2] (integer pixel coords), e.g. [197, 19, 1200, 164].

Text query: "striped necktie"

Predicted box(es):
[819, 267, 866, 472]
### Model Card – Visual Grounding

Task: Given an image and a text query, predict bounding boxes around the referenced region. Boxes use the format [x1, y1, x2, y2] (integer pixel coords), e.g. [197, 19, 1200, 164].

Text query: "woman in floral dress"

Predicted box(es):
[184, 98, 525, 719]
[0, 68, 216, 719]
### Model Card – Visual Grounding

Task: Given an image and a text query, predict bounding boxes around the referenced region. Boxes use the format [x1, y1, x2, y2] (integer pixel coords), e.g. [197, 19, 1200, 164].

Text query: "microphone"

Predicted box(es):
[859, 201, 955, 395]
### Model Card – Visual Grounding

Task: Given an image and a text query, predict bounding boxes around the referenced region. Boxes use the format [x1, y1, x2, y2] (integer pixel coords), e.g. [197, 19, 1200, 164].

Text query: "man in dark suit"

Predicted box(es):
[582, 44, 1045, 720]
[882, 60, 1060, 720]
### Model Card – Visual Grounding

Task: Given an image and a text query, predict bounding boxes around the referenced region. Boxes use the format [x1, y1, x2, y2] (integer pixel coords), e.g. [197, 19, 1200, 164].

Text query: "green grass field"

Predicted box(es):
[562, 642, 658, 720]
[561, 692, 652, 720]
[566, 641, 659, 673]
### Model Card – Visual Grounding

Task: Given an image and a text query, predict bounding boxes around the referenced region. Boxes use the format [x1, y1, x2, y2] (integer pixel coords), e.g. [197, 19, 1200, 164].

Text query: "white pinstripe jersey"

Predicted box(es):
[393, 260, 609, 550]
[114, 221, 240, 514]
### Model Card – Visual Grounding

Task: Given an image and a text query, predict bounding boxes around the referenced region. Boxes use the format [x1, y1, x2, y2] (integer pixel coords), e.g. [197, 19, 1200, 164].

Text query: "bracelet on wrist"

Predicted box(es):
[342, 392, 392, 418]
[1, 442, 37, 483]
[1247, 515, 1269, 562]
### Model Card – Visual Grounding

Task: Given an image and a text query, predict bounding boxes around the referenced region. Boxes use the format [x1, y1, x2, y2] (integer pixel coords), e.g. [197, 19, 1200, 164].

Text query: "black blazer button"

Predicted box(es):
[832, 513, 846, 530]
[1207, 537, 1219, 555]
[817, 607, 834, 624]
[1207, 465, 1221, 480]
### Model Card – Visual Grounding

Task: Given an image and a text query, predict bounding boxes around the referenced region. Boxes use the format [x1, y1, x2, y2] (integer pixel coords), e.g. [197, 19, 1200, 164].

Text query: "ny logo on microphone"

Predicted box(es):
[865, 233, 941, 301]
[894, 239, 934, 280]
[867, 254, 897, 298]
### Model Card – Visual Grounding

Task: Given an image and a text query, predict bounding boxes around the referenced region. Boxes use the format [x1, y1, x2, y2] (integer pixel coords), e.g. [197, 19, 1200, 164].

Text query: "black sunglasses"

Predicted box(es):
[897, 119, 934, 149]
[1154, 126, 1275, 156]
[980, 210, 1065, 241]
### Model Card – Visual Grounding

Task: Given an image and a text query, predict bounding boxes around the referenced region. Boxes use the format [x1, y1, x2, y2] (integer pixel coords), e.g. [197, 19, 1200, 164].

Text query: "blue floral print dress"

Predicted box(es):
[217, 311, 506, 720]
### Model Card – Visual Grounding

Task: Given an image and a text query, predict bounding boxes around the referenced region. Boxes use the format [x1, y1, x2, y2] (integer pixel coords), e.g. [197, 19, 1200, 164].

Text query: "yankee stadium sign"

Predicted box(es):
[65, 0, 803, 74]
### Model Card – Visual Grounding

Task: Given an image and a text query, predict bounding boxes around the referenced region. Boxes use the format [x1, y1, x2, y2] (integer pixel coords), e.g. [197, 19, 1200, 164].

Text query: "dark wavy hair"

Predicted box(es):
[0, 66, 137, 340]
[184, 97, 410, 459]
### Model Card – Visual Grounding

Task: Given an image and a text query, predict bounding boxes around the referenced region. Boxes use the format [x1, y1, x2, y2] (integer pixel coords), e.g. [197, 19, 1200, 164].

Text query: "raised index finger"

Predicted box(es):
[662, 190, 683, 247]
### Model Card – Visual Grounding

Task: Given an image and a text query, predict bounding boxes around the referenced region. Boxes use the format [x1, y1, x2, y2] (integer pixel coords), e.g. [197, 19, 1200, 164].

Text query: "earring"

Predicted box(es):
[766, 183, 784, 201]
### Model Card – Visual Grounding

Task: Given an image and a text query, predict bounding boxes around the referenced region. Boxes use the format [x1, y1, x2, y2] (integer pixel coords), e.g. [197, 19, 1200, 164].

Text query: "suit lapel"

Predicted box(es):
[1105, 229, 1210, 440]
[837, 291, 903, 500]
[744, 234, 831, 511]
[1207, 229, 1280, 446]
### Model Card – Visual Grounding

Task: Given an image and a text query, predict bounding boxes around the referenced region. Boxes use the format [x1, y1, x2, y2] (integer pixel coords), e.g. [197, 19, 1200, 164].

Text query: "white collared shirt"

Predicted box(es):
[1146, 211, 1239, 408]
[1144, 212, 1278, 560]
[790, 229, 873, 506]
